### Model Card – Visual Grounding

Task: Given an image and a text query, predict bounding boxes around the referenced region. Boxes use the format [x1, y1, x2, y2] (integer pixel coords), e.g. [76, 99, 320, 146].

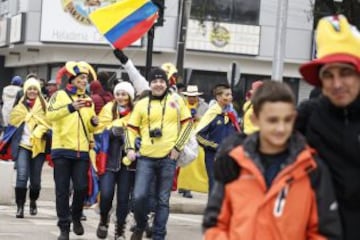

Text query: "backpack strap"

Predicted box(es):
[64, 90, 90, 143]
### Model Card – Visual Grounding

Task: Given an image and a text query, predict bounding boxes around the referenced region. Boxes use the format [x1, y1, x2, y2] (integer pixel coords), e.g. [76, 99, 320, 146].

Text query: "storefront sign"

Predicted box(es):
[9, 14, 24, 44]
[186, 20, 260, 55]
[40, 0, 141, 46]
[0, 19, 8, 47]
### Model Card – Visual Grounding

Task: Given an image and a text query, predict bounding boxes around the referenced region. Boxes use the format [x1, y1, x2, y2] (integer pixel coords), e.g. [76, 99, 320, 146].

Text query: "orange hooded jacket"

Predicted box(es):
[203, 133, 342, 240]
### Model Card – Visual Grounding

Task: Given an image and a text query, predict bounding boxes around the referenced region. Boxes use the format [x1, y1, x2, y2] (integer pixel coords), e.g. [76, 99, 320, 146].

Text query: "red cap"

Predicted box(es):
[299, 53, 360, 87]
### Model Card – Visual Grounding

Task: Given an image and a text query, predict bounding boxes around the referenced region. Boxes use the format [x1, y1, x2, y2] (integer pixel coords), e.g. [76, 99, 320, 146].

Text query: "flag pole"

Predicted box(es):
[145, 26, 155, 80]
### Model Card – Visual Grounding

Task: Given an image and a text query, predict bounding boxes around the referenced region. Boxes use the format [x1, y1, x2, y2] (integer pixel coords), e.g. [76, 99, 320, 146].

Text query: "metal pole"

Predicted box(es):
[271, 0, 289, 81]
[230, 62, 236, 91]
[176, 0, 191, 82]
[145, 26, 155, 80]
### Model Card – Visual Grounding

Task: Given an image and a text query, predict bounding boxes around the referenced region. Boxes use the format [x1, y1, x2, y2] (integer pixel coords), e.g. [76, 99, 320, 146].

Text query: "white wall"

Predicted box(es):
[1, 0, 316, 80]
[259, 0, 314, 61]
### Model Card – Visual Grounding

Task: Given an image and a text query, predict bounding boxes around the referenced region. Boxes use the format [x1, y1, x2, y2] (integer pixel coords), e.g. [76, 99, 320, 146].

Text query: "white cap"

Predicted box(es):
[113, 81, 135, 101]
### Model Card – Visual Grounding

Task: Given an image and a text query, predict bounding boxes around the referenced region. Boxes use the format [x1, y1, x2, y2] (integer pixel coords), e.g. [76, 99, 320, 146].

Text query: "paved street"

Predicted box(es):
[0, 202, 203, 240]
[0, 165, 205, 240]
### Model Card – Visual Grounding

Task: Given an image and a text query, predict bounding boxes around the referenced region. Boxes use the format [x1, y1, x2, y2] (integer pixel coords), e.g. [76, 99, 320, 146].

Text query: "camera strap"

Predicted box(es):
[147, 94, 168, 139]
[65, 90, 90, 143]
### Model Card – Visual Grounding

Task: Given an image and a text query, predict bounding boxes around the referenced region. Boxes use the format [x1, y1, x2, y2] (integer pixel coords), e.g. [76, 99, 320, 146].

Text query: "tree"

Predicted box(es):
[313, 0, 360, 29]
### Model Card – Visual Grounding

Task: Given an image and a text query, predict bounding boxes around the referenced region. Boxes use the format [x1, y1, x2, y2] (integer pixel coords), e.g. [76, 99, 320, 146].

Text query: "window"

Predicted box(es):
[190, 0, 260, 25]
[187, 69, 227, 102]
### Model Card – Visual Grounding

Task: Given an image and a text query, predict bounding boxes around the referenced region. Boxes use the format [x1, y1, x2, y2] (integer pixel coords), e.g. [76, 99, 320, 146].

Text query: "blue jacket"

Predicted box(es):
[196, 103, 238, 152]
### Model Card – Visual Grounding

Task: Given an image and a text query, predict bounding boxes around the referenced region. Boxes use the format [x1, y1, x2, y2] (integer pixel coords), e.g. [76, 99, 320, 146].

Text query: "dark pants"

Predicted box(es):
[99, 165, 135, 226]
[53, 157, 89, 231]
[15, 147, 45, 191]
[133, 157, 176, 240]
[339, 204, 360, 240]
[204, 150, 215, 194]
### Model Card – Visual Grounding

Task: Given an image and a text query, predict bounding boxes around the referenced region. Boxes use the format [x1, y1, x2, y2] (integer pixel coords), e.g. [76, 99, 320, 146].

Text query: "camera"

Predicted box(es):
[84, 100, 92, 107]
[149, 128, 162, 138]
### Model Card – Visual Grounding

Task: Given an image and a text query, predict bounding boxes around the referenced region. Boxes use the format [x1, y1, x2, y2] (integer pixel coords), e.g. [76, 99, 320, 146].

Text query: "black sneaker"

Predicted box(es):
[73, 220, 84, 235]
[130, 230, 144, 240]
[96, 222, 108, 239]
[80, 212, 87, 221]
[114, 222, 126, 240]
[57, 231, 69, 240]
[182, 190, 193, 199]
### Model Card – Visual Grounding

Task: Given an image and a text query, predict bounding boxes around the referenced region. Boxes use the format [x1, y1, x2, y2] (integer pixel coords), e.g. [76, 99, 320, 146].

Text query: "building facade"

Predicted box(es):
[0, 0, 316, 107]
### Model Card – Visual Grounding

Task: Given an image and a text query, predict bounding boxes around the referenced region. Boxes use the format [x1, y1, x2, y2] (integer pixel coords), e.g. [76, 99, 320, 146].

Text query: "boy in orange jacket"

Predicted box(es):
[203, 81, 341, 240]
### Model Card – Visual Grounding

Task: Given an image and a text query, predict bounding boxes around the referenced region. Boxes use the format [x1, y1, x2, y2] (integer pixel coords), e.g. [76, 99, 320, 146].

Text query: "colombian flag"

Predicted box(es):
[93, 130, 111, 176]
[84, 166, 99, 206]
[89, 0, 159, 49]
[0, 125, 17, 160]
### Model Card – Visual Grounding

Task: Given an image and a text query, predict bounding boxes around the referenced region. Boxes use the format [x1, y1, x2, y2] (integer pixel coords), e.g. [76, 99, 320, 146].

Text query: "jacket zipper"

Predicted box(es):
[77, 117, 80, 158]
[344, 109, 349, 126]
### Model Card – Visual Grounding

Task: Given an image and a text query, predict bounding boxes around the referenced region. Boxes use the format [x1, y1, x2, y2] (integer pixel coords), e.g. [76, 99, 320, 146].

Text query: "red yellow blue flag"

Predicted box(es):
[89, 0, 159, 49]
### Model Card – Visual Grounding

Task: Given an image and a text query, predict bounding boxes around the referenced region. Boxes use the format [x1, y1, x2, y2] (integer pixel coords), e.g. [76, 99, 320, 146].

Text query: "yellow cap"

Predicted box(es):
[300, 15, 360, 86]
[316, 15, 360, 59]
[161, 62, 177, 79]
[65, 61, 97, 81]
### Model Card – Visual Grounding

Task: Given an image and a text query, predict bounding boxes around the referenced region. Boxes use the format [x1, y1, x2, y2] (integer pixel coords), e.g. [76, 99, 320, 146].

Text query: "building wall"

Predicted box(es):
[0, 0, 315, 100]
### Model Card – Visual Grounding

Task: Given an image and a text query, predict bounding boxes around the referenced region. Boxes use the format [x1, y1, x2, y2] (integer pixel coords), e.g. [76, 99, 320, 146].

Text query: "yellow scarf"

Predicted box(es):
[95, 101, 131, 134]
[10, 97, 51, 157]
[10, 97, 49, 129]
[195, 102, 223, 134]
[185, 99, 199, 111]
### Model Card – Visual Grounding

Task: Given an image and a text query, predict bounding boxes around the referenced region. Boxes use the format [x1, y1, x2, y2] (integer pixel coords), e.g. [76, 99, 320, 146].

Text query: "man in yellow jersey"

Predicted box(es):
[126, 68, 192, 240]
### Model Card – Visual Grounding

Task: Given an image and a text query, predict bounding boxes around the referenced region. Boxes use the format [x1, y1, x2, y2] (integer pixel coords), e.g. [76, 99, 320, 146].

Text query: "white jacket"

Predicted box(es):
[122, 59, 150, 95]
[2, 85, 21, 126]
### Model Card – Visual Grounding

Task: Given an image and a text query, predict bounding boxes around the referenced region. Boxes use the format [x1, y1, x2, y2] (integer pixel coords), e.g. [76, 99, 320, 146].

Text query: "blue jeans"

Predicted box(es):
[133, 157, 176, 240]
[53, 158, 89, 231]
[15, 147, 45, 190]
[99, 165, 135, 226]
[204, 150, 215, 194]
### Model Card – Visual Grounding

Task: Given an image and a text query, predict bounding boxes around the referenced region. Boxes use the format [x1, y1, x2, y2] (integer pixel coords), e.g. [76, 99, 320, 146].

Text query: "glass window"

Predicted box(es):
[283, 77, 299, 103]
[232, 0, 260, 25]
[187, 69, 227, 102]
[190, 0, 260, 25]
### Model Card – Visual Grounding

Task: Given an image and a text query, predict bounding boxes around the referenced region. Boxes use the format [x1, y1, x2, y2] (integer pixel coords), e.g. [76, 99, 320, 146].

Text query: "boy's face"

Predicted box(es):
[216, 89, 233, 106]
[253, 102, 296, 152]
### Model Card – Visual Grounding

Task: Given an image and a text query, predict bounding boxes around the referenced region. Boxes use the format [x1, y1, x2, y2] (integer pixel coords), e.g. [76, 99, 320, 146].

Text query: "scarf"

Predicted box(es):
[26, 99, 36, 109]
[186, 99, 199, 119]
[118, 106, 131, 117]
[66, 83, 86, 95]
[196, 102, 240, 133]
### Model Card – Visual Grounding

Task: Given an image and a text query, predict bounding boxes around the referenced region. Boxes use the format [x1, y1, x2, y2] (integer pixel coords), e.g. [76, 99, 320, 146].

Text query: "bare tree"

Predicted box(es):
[313, 0, 360, 29]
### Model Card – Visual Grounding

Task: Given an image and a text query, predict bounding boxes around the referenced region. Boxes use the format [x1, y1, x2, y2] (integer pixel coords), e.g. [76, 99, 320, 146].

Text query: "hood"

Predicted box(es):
[3, 85, 21, 98]
[90, 81, 104, 95]
[237, 132, 310, 174]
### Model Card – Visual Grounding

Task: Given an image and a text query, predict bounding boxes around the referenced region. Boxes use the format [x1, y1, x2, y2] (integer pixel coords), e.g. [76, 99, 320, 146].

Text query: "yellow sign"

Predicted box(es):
[210, 26, 230, 48]
[62, 0, 118, 25]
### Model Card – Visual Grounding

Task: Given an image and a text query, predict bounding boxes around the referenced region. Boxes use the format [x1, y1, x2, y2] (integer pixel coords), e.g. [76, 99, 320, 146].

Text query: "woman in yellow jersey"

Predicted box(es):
[95, 81, 135, 240]
[9, 78, 50, 218]
[47, 61, 98, 240]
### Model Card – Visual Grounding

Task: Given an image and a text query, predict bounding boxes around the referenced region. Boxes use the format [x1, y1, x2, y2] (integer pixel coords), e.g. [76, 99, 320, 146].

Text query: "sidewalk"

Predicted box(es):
[3, 164, 207, 215]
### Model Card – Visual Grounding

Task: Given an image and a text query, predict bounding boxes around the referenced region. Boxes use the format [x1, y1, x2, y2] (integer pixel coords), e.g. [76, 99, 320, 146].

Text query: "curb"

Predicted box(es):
[170, 202, 206, 215]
